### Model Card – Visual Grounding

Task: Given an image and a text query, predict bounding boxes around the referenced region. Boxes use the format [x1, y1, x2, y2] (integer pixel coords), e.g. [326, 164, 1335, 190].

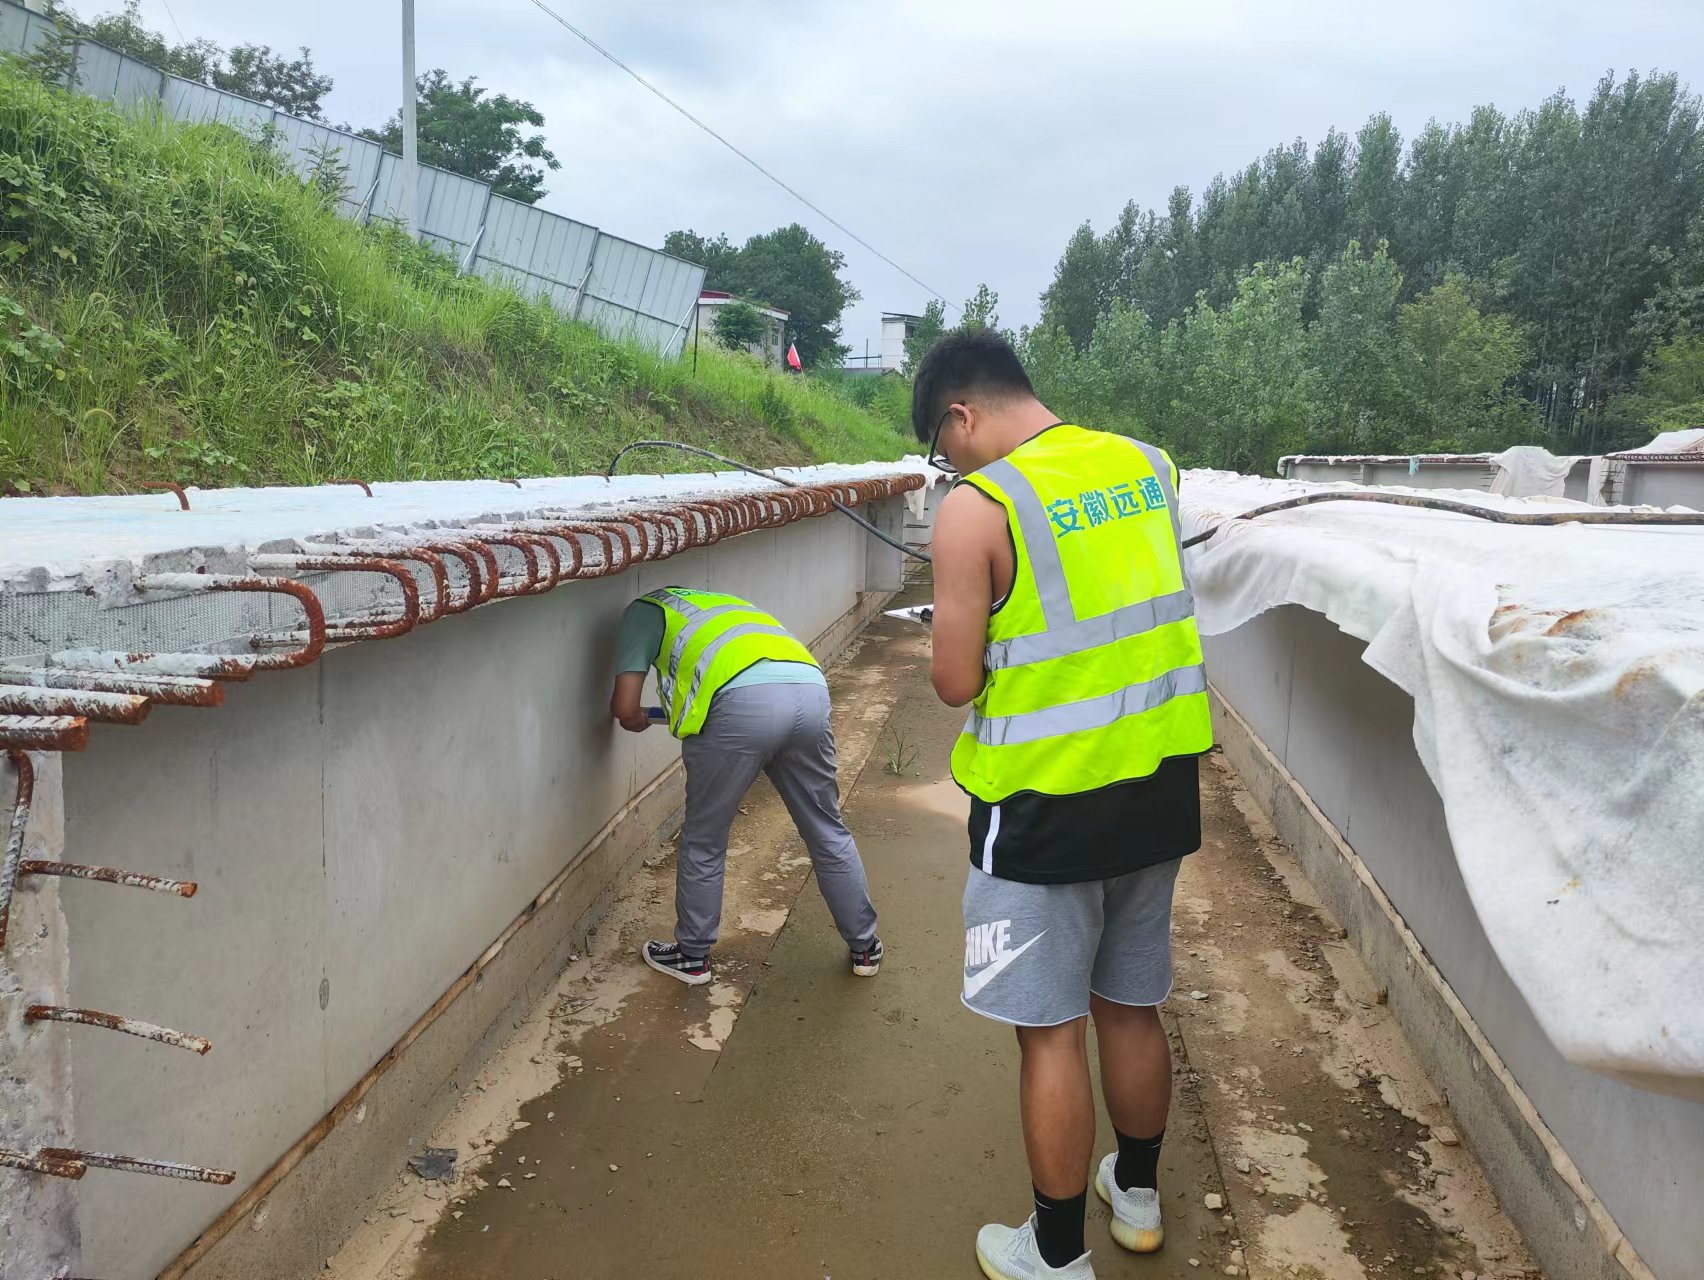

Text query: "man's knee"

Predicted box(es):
[1090, 993, 1163, 1030]
[1016, 1016, 1089, 1058]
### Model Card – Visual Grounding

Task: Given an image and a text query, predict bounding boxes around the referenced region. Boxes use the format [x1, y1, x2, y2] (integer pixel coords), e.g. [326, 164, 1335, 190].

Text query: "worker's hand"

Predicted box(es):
[617, 713, 653, 734]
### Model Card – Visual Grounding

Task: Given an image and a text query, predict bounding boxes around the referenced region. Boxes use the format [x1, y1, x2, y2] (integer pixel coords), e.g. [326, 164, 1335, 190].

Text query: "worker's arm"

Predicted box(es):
[610, 671, 650, 733]
[928, 484, 1003, 707]
[610, 600, 661, 733]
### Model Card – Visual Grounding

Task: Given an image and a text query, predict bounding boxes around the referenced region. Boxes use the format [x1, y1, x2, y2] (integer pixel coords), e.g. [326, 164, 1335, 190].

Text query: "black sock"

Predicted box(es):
[1031, 1185, 1086, 1268]
[1114, 1128, 1165, 1192]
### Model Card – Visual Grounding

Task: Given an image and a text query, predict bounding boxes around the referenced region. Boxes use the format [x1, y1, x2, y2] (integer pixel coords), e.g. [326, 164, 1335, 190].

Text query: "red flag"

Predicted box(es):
[786, 342, 802, 371]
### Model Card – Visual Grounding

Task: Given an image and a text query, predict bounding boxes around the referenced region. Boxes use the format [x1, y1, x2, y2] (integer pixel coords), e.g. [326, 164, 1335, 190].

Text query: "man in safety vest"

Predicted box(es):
[914, 331, 1211, 1280]
[610, 588, 883, 986]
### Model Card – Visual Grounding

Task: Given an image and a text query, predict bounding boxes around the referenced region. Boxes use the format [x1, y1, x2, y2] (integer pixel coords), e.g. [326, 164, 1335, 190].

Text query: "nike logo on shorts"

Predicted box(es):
[963, 927, 1047, 1000]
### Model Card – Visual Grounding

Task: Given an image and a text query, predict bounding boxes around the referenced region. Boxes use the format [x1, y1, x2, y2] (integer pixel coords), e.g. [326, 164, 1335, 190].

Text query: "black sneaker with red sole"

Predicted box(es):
[643, 940, 712, 986]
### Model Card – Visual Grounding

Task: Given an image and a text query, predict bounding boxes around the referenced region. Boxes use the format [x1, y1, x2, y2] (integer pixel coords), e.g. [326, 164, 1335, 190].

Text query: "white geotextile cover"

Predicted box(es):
[1489, 446, 1581, 497]
[1182, 471, 1704, 1096]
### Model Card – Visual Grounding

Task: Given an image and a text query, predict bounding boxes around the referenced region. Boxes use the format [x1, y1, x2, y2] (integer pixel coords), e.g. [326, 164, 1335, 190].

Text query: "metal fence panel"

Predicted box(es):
[0, 2, 55, 56]
[270, 114, 386, 219]
[163, 76, 273, 131]
[637, 249, 704, 325]
[0, 0, 703, 358]
[72, 41, 163, 109]
[417, 164, 490, 259]
[473, 197, 599, 312]
[586, 234, 652, 318]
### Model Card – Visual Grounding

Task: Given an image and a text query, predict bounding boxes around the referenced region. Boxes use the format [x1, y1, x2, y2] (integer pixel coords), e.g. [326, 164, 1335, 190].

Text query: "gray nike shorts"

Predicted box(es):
[960, 858, 1181, 1027]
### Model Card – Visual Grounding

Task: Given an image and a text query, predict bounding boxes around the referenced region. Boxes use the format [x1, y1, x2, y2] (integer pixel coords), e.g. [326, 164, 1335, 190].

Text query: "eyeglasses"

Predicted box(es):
[927, 407, 959, 476]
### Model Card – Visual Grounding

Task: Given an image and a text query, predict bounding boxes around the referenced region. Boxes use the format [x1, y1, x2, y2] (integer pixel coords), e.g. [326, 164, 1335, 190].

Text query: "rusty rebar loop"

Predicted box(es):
[403, 541, 497, 610]
[1, 749, 35, 951]
[19, 859, 197, 897]
[0, 716, 91, 752]
[0, 667, 225, 708]
[1181, 489, 1704, 549]
[534, 523, 620, 578]
[131, 574, 327, 673]
[575, 514, 648, 563]
[475, 535, 543, 597]
[248, 556, 421, 642]
[498, 523, 590, 580]
[0, 1147, 86, 1179]
[26, 1005, 213, 1055]
[319, 547, 448, 622]
[142, 481, 189, 510]
[668, 503, 720, 547]
[507, 532, 563, 593]
[571, 519, 637, 573]
[39, 1148, 236, 1186]
[603, 444, 931, 559]
[0, 684, 151, 725]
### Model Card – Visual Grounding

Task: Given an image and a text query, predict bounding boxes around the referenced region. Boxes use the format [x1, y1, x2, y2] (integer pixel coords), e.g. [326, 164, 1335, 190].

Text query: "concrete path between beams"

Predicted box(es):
[330, 601, 1544, 1280]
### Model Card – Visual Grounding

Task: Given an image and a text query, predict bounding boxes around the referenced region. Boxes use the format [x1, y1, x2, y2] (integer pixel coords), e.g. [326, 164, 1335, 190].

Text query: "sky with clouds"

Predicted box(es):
[118, 0, 1704, 354]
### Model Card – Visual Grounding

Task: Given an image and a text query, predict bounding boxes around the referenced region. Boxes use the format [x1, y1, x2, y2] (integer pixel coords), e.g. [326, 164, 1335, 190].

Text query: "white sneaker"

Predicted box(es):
[975, 1214, 1096, 1279]
[1094, 1151, 1164, 1253]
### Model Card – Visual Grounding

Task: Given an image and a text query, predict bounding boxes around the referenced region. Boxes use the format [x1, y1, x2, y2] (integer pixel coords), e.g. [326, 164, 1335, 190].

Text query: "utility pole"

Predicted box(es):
[400, 0, 419, 239]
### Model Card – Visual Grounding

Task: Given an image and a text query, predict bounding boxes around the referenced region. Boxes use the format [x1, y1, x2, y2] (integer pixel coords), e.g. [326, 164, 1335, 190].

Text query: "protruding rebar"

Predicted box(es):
[1, 749, 34, 950]
[0, 716, 88, 752]
[26, 1005, 212, 1055]
[19, 859, 197, 897]
[0, 1147, 86, 1179]
[40, 1148, 235, 1185]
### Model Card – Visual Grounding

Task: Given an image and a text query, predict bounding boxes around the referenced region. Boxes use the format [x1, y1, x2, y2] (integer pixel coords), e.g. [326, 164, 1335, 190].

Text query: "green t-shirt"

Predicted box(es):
[615, 598, 825, 693]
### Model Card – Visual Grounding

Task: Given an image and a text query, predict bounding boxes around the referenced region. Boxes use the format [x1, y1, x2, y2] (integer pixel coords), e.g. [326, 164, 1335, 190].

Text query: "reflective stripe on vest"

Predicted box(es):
[664, 601, 748, 693]
[644, 588, 818, 738]
[675, 621, 791, 728]
[950, 426, 1212, 802]
[966, 662, 1209, 747]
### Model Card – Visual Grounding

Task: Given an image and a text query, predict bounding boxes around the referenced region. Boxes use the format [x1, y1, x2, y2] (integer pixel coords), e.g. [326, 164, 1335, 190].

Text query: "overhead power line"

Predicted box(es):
[523, 0, 953, 311]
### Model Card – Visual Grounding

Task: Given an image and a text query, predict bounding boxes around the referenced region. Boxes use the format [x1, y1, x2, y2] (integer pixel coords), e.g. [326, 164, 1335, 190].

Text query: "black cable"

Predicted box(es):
[604, 440, 932, 562]
[524, 0, 952, 311]
[1182, 490, 1704, 549]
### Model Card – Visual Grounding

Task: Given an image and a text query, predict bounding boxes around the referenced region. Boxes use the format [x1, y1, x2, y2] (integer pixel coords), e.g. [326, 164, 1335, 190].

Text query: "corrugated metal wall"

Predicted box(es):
[0, 0, 705, 355]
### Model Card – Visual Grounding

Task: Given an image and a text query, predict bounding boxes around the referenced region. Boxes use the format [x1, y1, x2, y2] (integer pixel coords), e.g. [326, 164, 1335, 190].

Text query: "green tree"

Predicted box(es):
[662, 229, 741, 290]
[1619, 334, 1704, 430]
[1395, 276, 1534, 447]
[1168, 261, 1321, 473]
[902, 299, 947, 376]
[961, 283, 1001, 332]
[1311, 241, 1405, 450]
[730, 224, 860, 367]
[77, 2, 332, 118]
[362, 70, 559, 203]
[712, 300, 768, 352]
[84, 1, 219, 79]
[664, 224, 860, 366]
[212, 44, 332, 120]
[1040, 222, 1112, 349]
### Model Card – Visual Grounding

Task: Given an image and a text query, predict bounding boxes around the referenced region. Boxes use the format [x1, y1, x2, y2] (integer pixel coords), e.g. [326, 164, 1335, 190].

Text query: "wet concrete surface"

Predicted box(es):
[339, 604, 1540, 1280]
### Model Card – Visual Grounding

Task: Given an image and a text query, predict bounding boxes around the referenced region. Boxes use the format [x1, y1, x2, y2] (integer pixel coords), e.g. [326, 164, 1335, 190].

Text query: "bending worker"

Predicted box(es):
[914, 331, 1211, 1280]
[610, 586, 883, 986]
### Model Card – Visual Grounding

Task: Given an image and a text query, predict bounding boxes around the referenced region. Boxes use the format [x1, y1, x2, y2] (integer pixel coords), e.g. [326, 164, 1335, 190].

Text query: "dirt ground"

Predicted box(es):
[327, 605, 1542, 1280]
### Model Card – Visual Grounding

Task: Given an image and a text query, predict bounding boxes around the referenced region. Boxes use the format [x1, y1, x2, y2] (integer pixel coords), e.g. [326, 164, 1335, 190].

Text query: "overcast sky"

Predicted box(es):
[124, 0, 1704, 354]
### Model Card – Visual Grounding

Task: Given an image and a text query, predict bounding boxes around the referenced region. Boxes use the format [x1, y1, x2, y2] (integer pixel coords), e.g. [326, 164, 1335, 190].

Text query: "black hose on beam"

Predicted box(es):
[604, 439, 932, 562]
[1182, 490, 1704, 550]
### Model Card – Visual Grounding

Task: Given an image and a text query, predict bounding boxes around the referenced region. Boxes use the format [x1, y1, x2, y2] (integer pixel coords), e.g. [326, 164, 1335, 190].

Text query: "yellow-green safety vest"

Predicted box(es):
[642, 588, 818, 738]
[951, 425, 1213, 803]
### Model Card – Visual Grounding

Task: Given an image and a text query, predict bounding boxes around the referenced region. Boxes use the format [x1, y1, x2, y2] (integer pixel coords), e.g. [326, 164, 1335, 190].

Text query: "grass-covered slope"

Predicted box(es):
[0, 64, 907, 495]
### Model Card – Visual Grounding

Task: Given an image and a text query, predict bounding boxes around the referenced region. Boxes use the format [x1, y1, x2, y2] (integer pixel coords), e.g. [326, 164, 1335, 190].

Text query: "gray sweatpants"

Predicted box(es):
[676, 682, 878, 956]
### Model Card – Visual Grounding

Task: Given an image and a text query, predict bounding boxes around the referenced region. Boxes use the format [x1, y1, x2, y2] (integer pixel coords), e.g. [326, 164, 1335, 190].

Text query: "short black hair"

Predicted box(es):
[910, 328, 1036, 443]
